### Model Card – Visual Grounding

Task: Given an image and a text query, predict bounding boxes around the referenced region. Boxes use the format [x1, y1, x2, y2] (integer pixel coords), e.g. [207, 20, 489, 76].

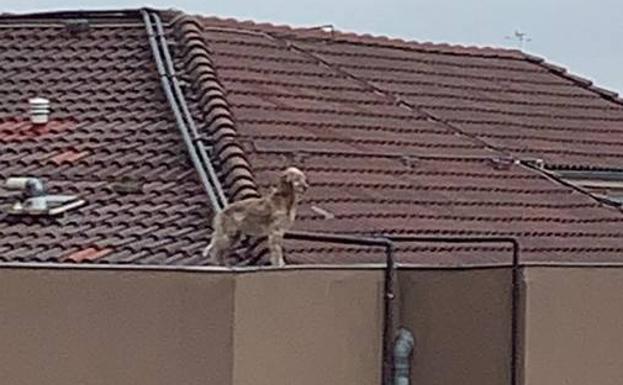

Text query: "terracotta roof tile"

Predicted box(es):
[189, 13, 623, 264]
[63, 247, 112, 263]
[1, 9, 623, 266]
[0, 12, 212, 265]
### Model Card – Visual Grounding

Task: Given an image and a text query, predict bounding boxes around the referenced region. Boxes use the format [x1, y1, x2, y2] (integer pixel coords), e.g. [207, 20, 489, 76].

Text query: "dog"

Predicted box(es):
[203, 167, 309, 267]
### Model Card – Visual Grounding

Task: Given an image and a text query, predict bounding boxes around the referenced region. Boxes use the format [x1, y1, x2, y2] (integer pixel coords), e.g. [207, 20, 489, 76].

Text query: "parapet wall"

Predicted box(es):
[8, 264, 611, 385]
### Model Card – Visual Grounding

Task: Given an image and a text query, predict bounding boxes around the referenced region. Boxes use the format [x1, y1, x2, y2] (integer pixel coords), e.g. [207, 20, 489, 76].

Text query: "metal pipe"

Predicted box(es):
[150, 12, 227, 208]
[285, 230, 392, 248]
[285, 232, 521, 385]
[141, 10, 225, 212]
[4, 177, 47, 211]
[510, 239, 520, 385]
[5, 177, 45, 196]
[553, 169, 623, 181]
[393, 328, 415, 385]
[385, 235, 520, 385]
[383, 241, 396, 385]
[285, 230, 396, 385]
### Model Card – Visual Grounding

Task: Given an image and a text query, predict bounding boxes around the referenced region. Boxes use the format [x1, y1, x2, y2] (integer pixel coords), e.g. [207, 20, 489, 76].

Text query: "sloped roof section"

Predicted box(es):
[196, 15, 623, 169]
[0, 11, 214, 264]
[181, 13, 623, 264]
[1, 9, 623, 266]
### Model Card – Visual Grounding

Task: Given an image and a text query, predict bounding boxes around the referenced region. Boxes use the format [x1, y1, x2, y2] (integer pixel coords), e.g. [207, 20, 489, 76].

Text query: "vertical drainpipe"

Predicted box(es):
[393, 327, 415, 385]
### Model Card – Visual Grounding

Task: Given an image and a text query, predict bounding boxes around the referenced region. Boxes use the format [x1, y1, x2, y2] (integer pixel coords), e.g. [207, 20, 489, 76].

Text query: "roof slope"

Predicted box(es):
[1, 9, 623, 266]
[0, 11, 213, 264]
[181, 13, 623, 264]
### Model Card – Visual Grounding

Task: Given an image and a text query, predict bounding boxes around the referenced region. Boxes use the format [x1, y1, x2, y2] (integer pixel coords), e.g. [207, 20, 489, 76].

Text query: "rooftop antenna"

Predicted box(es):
[504, 29, 532, 49]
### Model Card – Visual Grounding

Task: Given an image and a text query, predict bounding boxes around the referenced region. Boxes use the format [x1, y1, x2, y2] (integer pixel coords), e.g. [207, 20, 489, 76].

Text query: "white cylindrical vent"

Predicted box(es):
[29, 97, 50, 124]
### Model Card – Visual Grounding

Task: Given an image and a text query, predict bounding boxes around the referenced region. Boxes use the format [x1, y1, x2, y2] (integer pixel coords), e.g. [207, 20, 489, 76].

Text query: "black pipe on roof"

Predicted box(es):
[552, 169, 623, 181]
[141, 9, 227, 212]
[151, 11, 228, 208]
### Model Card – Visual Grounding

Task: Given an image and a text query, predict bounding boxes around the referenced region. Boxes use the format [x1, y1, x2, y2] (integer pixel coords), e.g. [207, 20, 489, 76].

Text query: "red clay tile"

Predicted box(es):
[63, 247, 113, 263]
[48, 149, 89, 164]
[0, 118, 77, 142]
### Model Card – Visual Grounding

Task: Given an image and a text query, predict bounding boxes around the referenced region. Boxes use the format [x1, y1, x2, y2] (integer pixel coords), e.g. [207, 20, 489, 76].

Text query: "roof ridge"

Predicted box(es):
[0, 9, 141, 19]
[169, 12, 259, 202]
[194, 12, 623, 110]
[194, 14, 525, 60]
[522, 52, 623, 107]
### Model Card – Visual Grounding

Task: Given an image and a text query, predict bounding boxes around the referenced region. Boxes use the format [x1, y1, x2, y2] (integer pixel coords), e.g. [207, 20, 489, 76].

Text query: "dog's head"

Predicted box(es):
[279, 167, 309, 197]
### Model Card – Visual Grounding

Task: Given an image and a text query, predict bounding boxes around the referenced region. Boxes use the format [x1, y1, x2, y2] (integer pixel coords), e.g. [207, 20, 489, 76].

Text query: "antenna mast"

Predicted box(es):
[505, 29, 532, 49]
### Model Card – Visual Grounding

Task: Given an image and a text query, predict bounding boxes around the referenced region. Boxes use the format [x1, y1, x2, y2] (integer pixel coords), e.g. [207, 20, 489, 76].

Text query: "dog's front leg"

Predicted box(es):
[267, 231, 285, 267]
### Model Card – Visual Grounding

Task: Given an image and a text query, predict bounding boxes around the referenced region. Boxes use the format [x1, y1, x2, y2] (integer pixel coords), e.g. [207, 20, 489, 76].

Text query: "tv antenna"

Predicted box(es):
[505, 30, 532, 49]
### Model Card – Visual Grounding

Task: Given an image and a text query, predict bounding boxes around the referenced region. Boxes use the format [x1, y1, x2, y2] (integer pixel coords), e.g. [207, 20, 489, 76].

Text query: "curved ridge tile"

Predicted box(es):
[170, 12, 260, 202]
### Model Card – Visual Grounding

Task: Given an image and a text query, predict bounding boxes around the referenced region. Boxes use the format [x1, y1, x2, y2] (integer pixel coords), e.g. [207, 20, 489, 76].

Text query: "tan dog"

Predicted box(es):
[203, 167, 309, 267]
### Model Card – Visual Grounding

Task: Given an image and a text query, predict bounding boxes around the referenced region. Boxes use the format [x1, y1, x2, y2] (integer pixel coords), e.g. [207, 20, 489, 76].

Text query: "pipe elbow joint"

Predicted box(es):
[393, 327, 415, 385]
[5, 177, 45, 196]
[394, 328, 415, 357]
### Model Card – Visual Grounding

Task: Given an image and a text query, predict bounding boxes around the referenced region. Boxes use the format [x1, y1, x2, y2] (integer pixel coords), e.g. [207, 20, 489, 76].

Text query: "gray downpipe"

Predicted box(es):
[393, 328, 415, 385]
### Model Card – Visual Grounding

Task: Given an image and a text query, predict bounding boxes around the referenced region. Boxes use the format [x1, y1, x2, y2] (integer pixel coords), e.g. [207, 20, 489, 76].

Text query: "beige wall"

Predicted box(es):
[523, 267, 623, 385]
[0, 268, 235, 385]
[398, 268, 513, 385]
[0, 267, 385, 385]
[233, 269, 383, 385]
[0, 265, 518, 385]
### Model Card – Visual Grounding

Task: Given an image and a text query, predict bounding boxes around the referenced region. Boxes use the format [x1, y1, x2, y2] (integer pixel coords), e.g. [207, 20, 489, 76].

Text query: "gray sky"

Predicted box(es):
[6, 0, 623, 94]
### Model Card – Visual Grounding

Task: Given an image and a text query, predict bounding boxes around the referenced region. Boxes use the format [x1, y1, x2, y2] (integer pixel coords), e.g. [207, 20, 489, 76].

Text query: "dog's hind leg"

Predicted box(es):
[204, 212, 237, 266]
[204, 232, 235, 266]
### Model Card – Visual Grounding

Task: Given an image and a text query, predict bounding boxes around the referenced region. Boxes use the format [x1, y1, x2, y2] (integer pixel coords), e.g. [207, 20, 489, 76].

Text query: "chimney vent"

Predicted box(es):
[28, 97, 50, 125]
[3, 177, 85, 216]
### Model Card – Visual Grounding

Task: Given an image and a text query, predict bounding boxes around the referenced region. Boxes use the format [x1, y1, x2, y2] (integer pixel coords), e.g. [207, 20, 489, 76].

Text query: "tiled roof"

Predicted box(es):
[0, 11, 212, 264]
[1, 9, 623, 266]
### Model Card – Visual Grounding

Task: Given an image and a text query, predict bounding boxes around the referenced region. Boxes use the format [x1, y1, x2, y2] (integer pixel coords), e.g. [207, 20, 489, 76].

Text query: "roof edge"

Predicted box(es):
[523, 52, 623, 107]
[167, 11, 259, 202]
[0, 8, 145, 21]
[191, 12, 623, 106]
[0, 8, 522, 59]
[193, 13, 526, 60]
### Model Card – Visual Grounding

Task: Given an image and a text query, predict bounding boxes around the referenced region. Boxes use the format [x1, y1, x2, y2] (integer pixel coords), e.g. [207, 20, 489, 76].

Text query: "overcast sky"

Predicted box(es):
[5, 0, 623, 94]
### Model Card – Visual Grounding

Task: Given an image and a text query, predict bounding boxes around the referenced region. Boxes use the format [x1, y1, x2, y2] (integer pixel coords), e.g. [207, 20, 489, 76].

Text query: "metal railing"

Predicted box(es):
[286, 231, 519, 385]
[385, 235, 520, 385]
[285, 231, 396, 385]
